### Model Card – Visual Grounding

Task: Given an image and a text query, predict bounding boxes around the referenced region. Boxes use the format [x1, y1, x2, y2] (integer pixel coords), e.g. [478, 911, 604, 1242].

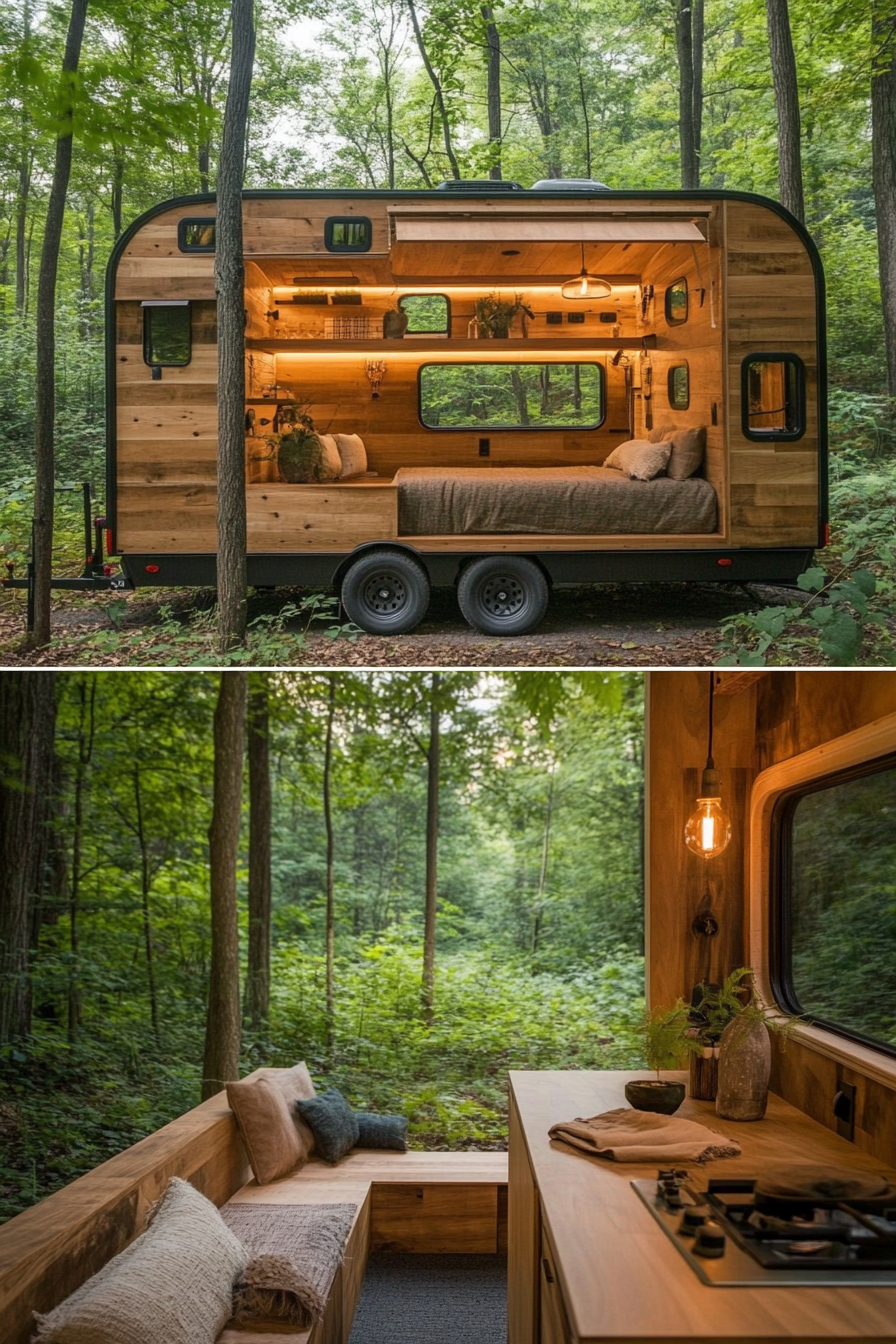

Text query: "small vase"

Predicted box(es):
[715, 1016, 770, 1121]
[383, 309, 408, 339]
[624, 1080, 686, 1115]
[689, 1050, 719, 1102]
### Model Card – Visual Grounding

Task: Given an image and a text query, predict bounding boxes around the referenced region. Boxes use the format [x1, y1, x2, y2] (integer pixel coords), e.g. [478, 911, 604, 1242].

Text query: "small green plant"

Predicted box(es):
[693, 969, 797, 1041]
[474, 291, 534, 338]
[639, 1000, 701, 1078]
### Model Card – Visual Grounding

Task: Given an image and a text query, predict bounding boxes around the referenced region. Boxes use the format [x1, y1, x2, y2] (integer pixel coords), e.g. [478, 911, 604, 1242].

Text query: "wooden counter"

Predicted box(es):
[508, 1070, 896, 1344]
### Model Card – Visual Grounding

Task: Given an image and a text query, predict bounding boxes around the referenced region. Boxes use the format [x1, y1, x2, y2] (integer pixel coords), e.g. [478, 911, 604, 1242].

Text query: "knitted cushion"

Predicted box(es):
[355, 1111, 409, 1151]
[257, 1061, 317, 1155]
[334, 433, 367, 478]
[295, 1089, 359, 1164]
[666, 426, 706, 480]
[227, 1074, 306, 1184]
[603, 439, 672, 480]
[317, 434, 342, 481]
[647, 423, 674, 444]
[33, 1177, 246, 1344]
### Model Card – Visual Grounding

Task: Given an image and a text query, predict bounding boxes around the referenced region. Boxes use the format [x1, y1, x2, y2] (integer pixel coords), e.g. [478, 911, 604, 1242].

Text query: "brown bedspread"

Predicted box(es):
[394, 466, 717, 536]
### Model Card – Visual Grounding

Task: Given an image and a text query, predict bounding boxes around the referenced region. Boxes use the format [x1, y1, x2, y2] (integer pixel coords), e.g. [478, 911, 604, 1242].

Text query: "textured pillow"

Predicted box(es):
[33, 1177, 246, 1344]
[334, 433, 367, 478]
[227, 1074, 306, 1184]
[666, 425, 706, 480]
[295, 1088, 360, 1164]
[647, 423, 674, 444]
[257, 1062, 317, 1155]
[317, 433, 342, 481]
[355, 1111, 408, 1151]
[603, 439, 672, 480]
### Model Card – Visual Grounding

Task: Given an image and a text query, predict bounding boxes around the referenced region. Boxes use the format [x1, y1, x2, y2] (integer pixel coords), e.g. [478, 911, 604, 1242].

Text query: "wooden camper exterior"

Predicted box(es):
[106, 188, 826, 591]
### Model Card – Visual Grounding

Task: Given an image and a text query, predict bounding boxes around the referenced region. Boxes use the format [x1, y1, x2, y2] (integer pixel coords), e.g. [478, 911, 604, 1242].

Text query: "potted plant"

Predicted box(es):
[625, 1000, 701, 1115]
[383, 305, 409, 339]
[474, 291, 534, 338]
[695, 969, 795, 1121]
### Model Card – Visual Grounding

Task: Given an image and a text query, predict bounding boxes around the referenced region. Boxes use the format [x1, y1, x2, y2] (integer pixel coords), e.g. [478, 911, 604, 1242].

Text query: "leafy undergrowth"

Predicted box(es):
[0, 943, 644, 1222]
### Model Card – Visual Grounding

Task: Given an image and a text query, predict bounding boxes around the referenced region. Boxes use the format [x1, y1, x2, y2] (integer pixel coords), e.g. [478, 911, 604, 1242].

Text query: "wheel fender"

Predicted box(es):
[333, 542, 429, 590]
[455, 552, 554, 590]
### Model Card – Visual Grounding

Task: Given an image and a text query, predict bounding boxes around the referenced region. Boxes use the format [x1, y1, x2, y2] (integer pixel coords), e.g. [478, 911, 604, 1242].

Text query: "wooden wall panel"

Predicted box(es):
[370, 1183, 498, 1253]
[246, 483, 397, 552]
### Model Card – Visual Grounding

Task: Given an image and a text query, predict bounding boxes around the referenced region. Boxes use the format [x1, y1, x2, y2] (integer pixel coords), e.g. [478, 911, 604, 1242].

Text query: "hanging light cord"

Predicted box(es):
[706, 671, 715, 770]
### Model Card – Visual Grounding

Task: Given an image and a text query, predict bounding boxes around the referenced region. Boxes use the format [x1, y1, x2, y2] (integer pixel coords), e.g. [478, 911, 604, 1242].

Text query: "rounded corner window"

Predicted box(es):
[668, 363, 689, 410]
[142, 301, 191, 367]
[398, 293, 450, 335]
[741, 353, 805, 441]
[177, 218, 216, 252]
[325, 217, 372, 252]
[418, 362, 605, 431]
[664, 278, 688, 326]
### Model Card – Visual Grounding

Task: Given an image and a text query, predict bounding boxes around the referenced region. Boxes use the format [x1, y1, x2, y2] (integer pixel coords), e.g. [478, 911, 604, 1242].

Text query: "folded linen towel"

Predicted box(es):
[220, 1201, 357, 1326]
[548, 1107, 742, 1164]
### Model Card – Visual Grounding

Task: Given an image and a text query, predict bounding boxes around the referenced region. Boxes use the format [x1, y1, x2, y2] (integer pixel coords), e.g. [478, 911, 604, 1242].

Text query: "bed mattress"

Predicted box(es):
[394, 466, 718, 536]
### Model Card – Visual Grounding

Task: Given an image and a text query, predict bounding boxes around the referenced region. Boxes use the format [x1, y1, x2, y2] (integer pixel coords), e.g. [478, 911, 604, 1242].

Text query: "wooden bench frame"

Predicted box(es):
[0, 1074, 508, 1344]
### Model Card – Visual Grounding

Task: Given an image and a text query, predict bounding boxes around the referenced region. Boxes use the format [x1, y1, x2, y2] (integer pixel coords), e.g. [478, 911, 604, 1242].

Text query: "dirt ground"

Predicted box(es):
[0, 579, 795, 667]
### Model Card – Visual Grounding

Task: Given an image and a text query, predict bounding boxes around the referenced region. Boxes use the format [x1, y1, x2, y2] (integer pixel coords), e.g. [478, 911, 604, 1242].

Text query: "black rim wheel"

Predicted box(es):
[361, 570, 408, 616]
[479, 573, 526, 618]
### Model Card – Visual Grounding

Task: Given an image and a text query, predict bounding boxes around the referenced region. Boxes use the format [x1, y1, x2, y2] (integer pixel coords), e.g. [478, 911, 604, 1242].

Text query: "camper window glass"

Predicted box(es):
[177, 218, 216, 251]
[774, 754, 896, 1057]
[143, 302, 191, 367]
[419, 362, 604, 430]
[665, 278, 688, 325]
[325, 217, 372, 251]
[399, 294, 450, 334]
[668, 363, 689, 410]
[742, 354, 805, 440]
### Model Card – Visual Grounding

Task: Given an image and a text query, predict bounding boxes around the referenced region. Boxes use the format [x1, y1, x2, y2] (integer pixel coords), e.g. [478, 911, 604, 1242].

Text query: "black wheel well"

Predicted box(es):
[455, 552, 553, 589]
[333, 543, 428, 589]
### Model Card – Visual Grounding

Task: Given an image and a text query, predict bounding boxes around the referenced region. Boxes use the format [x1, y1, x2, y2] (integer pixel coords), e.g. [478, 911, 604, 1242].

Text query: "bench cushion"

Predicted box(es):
[355, 1112, 409, 1151]
[227, 1075, 307, 1184]
[295, 1089, 359, 1164]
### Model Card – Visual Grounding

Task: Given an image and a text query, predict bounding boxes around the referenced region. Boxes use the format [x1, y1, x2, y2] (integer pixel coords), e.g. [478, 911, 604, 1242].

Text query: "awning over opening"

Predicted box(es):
[391, 216, 706, 243]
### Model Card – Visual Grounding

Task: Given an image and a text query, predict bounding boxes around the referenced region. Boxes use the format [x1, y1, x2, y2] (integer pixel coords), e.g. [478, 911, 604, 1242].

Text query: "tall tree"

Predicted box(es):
[0, 672, 56, 1044]
[482, 5, 502, 178]
[676, 0, 701, 187]
[67, 675, 96, 1041]
[215, 0, 256, 652]
[323, 674, 337, 1056]
[873, 0, 896, 392]
[30, 0, 89, 649]
[201, 671, 247, 1100]
[406, 0, 461, 179]
[422, 671, 440, 1023]
[766, 0, 805, 221]
[246, 673, 272, 1029]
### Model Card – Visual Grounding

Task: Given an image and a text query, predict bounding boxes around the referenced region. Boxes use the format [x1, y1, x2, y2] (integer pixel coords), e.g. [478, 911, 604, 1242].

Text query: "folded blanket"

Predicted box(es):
[548, 1107, 742, 1164]
[220, 1202, 357, 1326]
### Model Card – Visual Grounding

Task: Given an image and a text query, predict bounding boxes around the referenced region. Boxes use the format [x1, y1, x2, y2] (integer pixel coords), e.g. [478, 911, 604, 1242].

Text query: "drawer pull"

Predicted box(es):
[542, 1256, 554, 1284]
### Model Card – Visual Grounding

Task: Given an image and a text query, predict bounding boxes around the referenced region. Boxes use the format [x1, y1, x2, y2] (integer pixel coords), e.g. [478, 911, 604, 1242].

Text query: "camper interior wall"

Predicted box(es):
[646, 671, 896, 1168]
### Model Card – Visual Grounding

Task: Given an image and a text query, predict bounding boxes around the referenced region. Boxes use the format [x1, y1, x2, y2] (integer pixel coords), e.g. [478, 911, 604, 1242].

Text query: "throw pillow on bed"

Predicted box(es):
[227, 1074, 307, 1184]
[295, 1088, 360, 1164]
[334, 433, 367, 478]
[355, 1111, 409, 1151]
[647, 424, 674, 444]
[32, 1177, 246, 1344]
[666, 426, 706, 480]
[256, 1061, 318, 1156]
[604, 439, 672, 480]
[317, 433, 342, 481]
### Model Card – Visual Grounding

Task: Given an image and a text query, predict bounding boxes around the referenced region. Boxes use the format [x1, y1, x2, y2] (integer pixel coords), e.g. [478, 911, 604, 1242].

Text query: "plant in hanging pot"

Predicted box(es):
[625, 1000, 701, 1115]
[474, 291, 533, 338]
[705, 969, 796, 1122]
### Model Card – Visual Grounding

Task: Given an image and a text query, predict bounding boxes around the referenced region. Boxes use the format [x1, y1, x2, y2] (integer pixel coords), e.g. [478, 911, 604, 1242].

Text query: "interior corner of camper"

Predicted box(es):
[2, 668, 895, 1344]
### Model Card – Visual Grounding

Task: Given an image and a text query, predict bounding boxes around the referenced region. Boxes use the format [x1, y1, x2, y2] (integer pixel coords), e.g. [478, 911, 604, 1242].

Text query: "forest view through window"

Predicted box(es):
[419, 362, 604, 429]
[782, 758, 896, 1051]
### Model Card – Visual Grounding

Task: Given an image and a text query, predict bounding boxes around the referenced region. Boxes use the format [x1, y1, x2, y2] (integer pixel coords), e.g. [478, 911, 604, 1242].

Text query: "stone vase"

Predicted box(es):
[715, 1016, 770, 1121]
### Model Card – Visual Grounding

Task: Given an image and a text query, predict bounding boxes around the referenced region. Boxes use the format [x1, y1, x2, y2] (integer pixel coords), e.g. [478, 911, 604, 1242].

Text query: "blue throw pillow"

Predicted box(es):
[295, 1089, 360, 1164]
[355, 1111, 408, 1151]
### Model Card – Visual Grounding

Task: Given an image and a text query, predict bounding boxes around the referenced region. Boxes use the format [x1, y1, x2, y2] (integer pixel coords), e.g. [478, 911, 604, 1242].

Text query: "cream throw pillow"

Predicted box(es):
[666, 426, 706, 480]
[334, 433, 367, 477]
[227, 1074, 306, 1184]
[33, 1177, 246, 1344]
[257, 1061, 317, 1155]
[604, 439, 672, 480]
[317, 434, 342, 481]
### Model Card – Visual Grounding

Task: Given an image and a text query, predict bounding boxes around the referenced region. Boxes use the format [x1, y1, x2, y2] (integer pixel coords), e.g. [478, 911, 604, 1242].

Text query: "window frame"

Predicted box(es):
[667, 362, 689, 410]
[741, 352, 806, 442]
[417, 360, 607, 432]
[664, 277, 688, 326]
[177, 217, 216, 252]
[142, 300, 192, 368]
[769, 750, 896, 1059]
[324, 216, 373, 252]
[398, 292, 451, 335]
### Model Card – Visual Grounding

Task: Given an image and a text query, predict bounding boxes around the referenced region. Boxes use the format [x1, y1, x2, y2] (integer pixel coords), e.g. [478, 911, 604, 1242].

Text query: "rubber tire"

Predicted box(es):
[457, 555, 549, 636]
[341, 549, 430, 634]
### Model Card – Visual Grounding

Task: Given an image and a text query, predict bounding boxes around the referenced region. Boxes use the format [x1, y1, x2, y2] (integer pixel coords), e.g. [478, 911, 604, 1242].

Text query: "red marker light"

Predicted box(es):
[717, 558, 733, 567]
[823, 523, 831, 547]
[105, 529, 114, 555]
[145, 563, 160, 574]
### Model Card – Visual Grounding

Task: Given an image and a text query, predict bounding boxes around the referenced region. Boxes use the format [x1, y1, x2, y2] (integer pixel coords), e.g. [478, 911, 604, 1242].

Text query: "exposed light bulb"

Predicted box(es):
[685, 792, 731, 860]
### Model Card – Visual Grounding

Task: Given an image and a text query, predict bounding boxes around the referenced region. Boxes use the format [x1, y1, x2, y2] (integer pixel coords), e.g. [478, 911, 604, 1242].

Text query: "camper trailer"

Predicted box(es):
[106, 185, 826, 634]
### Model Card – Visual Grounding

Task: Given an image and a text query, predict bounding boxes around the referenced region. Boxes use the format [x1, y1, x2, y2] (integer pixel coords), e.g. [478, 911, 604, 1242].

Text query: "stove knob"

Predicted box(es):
[662, 1184, 684, 1209]
[694, 1221, 727, 1258]
[679, 1209, 707, 1237]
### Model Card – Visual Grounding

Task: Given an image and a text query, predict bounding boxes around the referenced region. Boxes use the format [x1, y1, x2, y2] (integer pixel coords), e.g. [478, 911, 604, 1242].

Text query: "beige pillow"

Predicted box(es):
[33, 1177, 246, 1344]
[257, 1061, 317, 1155]
[647, 423, 674, 444]
[666, 426, 706, 480]
[335, 432, 367, 477]
[317, 433, 341, 481]
[227, 1074, 306, 1184]
[604, 438, 672, 480]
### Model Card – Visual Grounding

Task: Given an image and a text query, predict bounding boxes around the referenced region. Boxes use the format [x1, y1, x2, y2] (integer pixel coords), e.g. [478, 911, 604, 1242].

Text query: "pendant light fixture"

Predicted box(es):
[684, 673, 732, 860]
[560, 243, 612, 300]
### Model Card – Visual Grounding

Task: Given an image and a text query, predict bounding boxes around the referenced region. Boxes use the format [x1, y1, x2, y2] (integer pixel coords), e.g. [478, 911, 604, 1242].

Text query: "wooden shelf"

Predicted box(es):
[246, 335, 656, 354]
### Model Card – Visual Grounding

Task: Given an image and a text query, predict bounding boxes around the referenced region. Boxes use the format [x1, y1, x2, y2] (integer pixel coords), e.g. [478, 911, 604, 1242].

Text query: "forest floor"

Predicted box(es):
[0, 579, 809, 667]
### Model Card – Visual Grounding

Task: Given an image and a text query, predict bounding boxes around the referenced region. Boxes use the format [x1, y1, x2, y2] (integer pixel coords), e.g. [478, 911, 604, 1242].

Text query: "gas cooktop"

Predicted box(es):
[632, 1166, 896, 1287]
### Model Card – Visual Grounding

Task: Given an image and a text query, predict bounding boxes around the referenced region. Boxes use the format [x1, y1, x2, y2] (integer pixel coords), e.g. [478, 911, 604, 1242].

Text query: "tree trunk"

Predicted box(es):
[0, 673, 56, 1044]
[111, 150, 124, 239]
[68, 675, 95, 1041]
[407, 0, 461, 180]
[482, 6, 502, 179]
[215, 0, 255, 652]
[30, 0, 88, 649]
[766, 0, 805, 221]
[873, 0, 896, 393]
[577, 68, 592, 179]
[15, 150, 30, 318]
[531, 764, 555, 957]
[692, 0, 705, 181]
[202, 672, 247, 1100]
[133, 767, 160, 1044]
[323, 676, 336, 1057]
[246, 674, 271, 1029]
[676, 0, 698, 188]
[422, 672, 440, 1024]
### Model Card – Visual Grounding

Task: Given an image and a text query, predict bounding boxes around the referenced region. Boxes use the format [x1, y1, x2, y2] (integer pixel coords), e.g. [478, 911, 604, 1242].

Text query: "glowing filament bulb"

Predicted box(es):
[685, 793, 731, 860]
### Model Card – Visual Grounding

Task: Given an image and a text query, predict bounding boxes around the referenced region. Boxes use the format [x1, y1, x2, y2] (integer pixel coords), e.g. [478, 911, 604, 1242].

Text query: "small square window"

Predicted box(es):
[665, 278, 688, 326]
[741, 353, 805, 441]
[399, 294, 450, 334]
[325, 217, 372, 252]
[143, 302, 191, 366]
[668, 363, 689, 410]
[177, 218, 216, 252]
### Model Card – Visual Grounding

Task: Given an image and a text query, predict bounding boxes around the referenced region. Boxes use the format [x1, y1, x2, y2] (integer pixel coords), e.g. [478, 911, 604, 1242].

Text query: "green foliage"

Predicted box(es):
[638, 1000, 700, 1076]
[272, 428, 333, 484]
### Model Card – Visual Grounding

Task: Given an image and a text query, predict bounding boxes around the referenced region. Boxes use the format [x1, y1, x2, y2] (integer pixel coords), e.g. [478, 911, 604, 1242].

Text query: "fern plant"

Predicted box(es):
[640, 1000, 702, 1078]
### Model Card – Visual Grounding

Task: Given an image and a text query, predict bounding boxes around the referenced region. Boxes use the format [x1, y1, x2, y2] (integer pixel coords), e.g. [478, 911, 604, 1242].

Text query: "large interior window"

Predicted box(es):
[742, 353, 805, 440]
[773, 755, 896, 1054]
[419, 362, 604, 430]
[142, 301, 191, 367]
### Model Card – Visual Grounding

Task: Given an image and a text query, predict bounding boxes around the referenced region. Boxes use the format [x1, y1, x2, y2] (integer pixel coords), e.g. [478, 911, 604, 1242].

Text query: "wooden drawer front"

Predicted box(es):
[540, 1231, 573, 1344]
[247, 484, 397, 552]
[370, 1183, 498, 1253]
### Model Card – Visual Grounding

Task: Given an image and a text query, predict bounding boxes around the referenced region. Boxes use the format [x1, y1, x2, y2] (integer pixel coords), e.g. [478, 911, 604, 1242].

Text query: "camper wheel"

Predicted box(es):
[341, 548, 430, 634]
[457, 555, 549, 636]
